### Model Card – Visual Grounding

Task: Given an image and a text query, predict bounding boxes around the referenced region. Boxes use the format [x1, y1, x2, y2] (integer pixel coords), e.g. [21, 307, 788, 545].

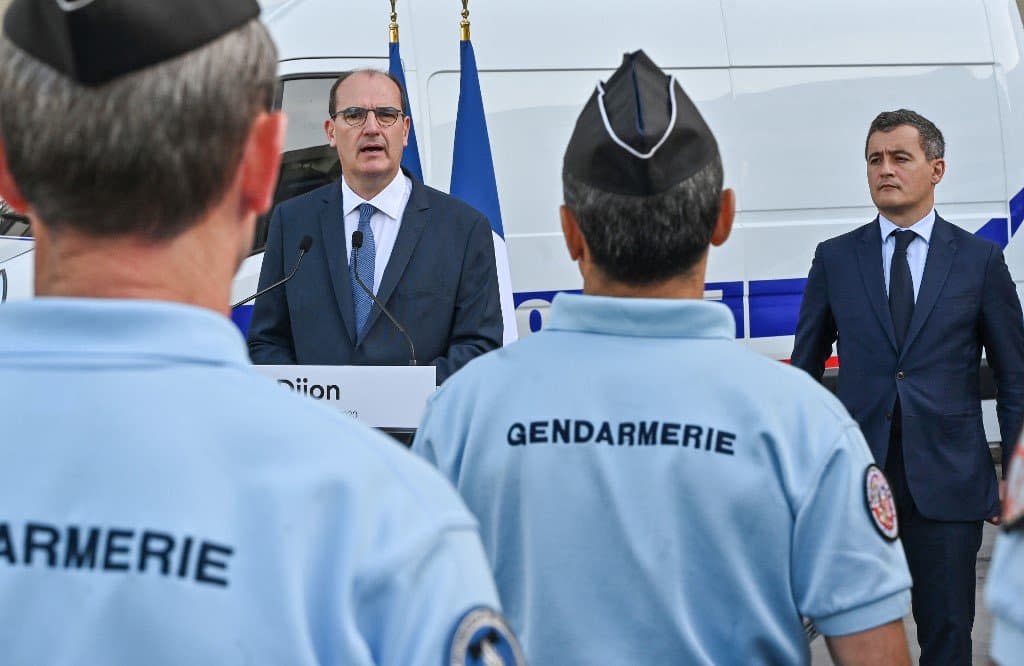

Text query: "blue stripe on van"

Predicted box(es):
[235, 187, 1024, 341]
[748, 278, 807, 338]
[706, 281, 744, 338]
[1012, 188, 1024, 237]
[975, 217, 1009, 249]
[232, 304, 254, 337]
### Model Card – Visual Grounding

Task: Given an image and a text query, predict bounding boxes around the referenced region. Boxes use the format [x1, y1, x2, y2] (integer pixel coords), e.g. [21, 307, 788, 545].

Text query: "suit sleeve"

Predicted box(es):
[246, 205, 298, 365]
[979, 244, 1024, 473]
[791, 243, 837, 382]
[432, 212, 502, 383]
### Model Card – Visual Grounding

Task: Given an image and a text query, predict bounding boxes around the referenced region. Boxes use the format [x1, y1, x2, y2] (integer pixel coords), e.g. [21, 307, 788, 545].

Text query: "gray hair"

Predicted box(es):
[866, 109, 945, 161]
[328, 69, 407, 119]
[0, 20, 278, 240]
[562, 156, 724, 285]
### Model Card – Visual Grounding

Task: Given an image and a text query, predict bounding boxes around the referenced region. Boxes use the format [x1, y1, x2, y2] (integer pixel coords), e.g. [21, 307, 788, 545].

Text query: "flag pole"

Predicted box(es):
[389, 0, 399, 43]
[460, 0, 470, 41]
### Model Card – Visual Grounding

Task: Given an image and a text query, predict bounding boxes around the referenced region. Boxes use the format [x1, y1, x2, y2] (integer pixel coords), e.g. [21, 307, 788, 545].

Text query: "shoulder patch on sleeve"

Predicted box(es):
[864, 464, 899, 541]
[447, 606, 525, 666]
[1004, 443, 1024, 532]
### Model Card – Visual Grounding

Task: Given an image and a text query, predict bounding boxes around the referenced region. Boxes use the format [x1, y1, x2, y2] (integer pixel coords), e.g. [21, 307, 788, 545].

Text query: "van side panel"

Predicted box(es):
[986, 0, 1024, 291]
[730, 63, 1007, 359]
[722, 0, 993, 66]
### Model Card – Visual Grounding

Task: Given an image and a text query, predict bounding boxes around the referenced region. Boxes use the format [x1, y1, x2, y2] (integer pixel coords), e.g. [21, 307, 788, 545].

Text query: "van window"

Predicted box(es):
[252, 76, 340, 251]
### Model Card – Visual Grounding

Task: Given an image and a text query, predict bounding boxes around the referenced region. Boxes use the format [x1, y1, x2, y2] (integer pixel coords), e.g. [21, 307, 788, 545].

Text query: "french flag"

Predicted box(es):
[388, 39, 424, 181]
[449, 38, 518, 344]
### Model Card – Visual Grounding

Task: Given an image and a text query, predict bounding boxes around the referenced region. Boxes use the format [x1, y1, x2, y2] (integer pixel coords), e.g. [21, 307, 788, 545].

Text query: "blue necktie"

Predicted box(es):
[889, 230, 915, 349]
[351, 203, 376, 335]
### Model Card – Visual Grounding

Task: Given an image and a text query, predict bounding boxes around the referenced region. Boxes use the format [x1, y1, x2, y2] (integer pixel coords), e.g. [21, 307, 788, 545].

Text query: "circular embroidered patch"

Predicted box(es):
[1004, 442, 1024, 532]
[447, 606, 525, 666]
[864, 464, 899, 541]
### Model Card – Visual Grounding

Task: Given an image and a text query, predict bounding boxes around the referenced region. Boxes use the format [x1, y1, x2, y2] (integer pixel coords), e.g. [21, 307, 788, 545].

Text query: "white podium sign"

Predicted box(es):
[254, 365, 436, 429]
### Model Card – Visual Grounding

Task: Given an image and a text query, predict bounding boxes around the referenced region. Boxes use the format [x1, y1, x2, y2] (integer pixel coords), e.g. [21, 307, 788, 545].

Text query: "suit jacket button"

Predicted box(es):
[886, 411, 892, 420]
[896, 370, 905, 380]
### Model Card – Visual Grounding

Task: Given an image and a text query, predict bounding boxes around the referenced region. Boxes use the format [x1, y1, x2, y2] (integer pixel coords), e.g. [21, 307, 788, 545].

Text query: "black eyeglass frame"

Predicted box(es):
[331, 106, 405, 128]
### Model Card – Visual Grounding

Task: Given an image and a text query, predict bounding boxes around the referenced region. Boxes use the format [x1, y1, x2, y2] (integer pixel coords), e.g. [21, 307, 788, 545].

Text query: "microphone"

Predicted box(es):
[232, 235, 313, 309]
[351, 230, 417, 366]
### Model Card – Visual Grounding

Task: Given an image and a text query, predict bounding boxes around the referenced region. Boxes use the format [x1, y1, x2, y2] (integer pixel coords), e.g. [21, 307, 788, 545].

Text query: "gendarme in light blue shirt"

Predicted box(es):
[986, 440, 1024, 666]
[414, 293, 912, 665]
[880, 208, 935, 300]
[0, 298, 501, 665]
[987, 529, 1024, 665]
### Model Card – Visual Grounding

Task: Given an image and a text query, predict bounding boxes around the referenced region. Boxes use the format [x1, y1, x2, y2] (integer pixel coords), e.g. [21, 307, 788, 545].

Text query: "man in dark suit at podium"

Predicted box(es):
[247, 69, 502, 383]
[792, 109, 1024, 664]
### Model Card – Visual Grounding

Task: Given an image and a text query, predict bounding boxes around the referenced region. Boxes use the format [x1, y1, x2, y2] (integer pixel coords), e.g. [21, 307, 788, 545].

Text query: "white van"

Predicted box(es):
[4, 0, 1024, 394]
[253, 0, 1024, 363]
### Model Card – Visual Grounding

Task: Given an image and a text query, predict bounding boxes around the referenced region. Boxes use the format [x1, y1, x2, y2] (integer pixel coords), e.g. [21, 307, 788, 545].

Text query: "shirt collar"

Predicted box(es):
[879, 208, 935, 244]
[341, 170, 409, 220]
[545, 293, 736, 340]
[0, 298, 251, 366]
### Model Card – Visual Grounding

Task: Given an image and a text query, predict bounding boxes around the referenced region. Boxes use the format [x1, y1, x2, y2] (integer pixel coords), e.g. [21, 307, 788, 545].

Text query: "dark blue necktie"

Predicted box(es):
[889, 230, 915, 348]
[351, 203, 376, 335]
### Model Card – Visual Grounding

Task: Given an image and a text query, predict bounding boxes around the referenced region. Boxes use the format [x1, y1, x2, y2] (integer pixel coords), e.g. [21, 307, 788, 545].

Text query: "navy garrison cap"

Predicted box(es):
[563, 50, 719, 196]
[3, 0, 260, 86]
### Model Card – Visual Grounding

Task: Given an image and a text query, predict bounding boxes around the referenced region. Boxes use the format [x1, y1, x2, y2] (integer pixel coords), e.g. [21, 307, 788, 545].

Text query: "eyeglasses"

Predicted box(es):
[332, 106, 404, 128]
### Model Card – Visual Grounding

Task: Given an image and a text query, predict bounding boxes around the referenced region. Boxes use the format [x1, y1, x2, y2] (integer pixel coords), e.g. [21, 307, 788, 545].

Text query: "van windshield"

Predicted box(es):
[252, 76, 340, 252]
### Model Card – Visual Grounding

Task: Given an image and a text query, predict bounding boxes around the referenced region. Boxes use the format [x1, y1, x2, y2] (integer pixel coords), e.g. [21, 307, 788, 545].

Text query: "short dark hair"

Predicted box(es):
[865, 109, 945, 161]
[0, 20, 277, 240]
[562, 155, 724, 285]
[328, 69, 407, 118]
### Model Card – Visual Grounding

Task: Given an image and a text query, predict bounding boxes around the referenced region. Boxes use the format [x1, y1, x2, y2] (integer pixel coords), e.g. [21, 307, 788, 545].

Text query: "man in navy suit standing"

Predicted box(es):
[248, 70, 502, 383]
[793, 109, 1024, 664]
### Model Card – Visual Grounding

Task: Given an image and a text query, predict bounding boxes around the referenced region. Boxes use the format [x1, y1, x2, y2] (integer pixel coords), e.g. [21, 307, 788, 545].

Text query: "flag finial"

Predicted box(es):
[460, 0, 470, 41]
[389, 0, 399, 43]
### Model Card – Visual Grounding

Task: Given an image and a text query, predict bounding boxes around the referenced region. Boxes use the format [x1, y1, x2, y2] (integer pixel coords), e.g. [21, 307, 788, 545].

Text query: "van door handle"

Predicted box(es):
[1, 268, 7, 303]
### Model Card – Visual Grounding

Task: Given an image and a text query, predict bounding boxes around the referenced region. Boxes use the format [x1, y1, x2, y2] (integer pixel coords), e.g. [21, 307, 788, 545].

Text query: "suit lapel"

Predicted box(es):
[900, 215, 956, 357]
[364, 178, 430, 334]
[856, 218, 899, 351]
[319, 180, 357, 344]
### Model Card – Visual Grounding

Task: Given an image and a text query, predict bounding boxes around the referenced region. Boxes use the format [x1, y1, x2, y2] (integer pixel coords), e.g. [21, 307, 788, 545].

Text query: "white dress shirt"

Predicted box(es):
[879, 209, 935, 302]
[341, 171, 413, 294]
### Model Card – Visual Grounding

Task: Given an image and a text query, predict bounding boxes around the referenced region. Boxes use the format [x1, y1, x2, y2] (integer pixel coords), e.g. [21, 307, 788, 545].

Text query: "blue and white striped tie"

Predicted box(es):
[351, 202, 376, 335]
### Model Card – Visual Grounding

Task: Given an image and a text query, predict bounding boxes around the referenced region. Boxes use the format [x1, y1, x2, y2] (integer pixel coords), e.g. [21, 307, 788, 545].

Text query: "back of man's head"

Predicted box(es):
[562, 51, 725, 286]
[0, 0, 277, 241]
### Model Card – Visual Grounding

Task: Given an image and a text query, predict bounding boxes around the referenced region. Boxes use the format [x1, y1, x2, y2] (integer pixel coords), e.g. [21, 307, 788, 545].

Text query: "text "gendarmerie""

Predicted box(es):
[507, 419, 736, 455]
[0, 521, 234, 587]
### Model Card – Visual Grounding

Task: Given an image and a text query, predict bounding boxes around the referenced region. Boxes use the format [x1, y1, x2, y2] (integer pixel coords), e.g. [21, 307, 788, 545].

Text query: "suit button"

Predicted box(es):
[896, 370, 905, 380]
[885, 411, 892, 420]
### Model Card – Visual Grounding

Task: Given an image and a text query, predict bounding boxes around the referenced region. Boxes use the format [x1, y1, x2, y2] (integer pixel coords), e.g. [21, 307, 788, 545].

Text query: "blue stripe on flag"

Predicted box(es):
[450, 40, 505, 239]
[388, 41, 423, 182]
[451, 38, 517, 342]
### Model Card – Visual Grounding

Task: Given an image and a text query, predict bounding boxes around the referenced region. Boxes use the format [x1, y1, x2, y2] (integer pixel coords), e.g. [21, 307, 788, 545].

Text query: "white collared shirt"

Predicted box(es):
[341, 171, 413, 293]
[879, 209, 935, 302]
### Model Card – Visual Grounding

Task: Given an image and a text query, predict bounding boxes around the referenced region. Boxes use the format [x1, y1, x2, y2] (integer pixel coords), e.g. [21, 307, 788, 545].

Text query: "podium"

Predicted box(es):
[253, 365, 436, 444]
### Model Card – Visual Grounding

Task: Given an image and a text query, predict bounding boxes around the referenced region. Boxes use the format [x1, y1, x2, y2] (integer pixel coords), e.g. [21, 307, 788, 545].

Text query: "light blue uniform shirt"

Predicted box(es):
[879, 209, 934, 300]
[0, 298, 501, 665]
[987, 530, 1024, 665]
[414, 294, 912, 665]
